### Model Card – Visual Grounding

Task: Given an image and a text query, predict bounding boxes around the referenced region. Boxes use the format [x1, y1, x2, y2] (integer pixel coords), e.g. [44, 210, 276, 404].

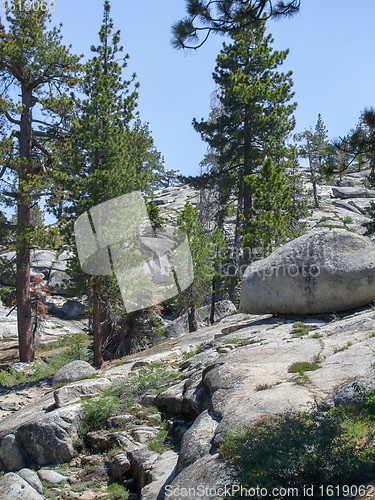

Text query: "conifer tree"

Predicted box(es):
[183, 20, 296, 299]
[0, 7, 80, 361]
[54, 1, 164, 367]
[295, 114, 330, 208]
[242, 157, 292, 258]
[176, 202, 214, 331]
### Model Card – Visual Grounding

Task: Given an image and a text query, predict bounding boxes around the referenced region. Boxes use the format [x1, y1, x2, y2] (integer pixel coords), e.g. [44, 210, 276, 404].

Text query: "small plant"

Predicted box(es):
[184, 347, 203, 360]
[347, 227, 357, 232]
[343, 216, 353, 224]
[78, 363, 181, 436]
[288, 360, 320, 376]
[320, 215, 333, 222]
[290, 322, 317, 337]
[312, 332, 323, 339]
[225, 338, 246, 344]
[107, 482, 129, 500]
[363, 177, 372, 189]
[148, 422, 169, 454]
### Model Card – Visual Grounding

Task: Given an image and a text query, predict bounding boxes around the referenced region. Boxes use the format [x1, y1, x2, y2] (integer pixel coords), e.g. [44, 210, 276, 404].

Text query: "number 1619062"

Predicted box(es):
[2, 0, 55, 11]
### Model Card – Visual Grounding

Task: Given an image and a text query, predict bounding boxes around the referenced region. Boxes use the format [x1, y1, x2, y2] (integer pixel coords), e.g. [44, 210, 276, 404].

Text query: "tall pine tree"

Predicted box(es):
[295, 114, 330, 209]
[54, 1, 164, 367]
[184, 19, 296, 299]
[0, 7, 80, 361]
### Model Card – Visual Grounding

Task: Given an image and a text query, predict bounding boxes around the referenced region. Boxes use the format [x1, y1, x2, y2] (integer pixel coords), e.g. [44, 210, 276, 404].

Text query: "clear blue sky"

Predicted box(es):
[9, 1, 375, 178]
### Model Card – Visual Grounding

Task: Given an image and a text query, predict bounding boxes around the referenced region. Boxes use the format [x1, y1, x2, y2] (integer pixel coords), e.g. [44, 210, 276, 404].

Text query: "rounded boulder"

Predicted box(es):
[240, 229, 375, 314]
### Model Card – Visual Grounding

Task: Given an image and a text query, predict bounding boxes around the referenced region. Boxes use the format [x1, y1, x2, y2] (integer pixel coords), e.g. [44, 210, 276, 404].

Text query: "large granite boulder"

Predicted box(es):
[240, 229, 375, 314]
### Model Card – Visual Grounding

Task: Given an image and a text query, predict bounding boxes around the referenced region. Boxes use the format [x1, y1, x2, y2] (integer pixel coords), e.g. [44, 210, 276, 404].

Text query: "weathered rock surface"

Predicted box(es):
[17, 468, 43, 494]
[0, 249, 71, 294]
[331, 375, 375, 407]
[16, 404, 81, 466]
[167, 454, 232, 500]
[164, 300, 236, 337]
[38, 469, 69, 483]
[140, 449, 178, 500]
[176, 410, 219, 475]
[0, 472, 44, 500]
[54, 377, 111, 407]
[52, 360, 96, 388]
[240, 229, 375, 314]
[332, 186, 375, 199]
[0, 433, 26, 471]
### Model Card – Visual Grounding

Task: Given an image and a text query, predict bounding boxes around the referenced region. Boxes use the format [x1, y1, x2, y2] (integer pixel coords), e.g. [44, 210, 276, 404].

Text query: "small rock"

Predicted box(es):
[0, 472, 44, 500]
[217, 347, 231, 354]
[132, 428, 158, 444]
[17, 469, 43, 494]
[107, 452, 131, 480]
[107, 414, 133, 428]
[37, 470, 69, 484]
[0, 401, 21, 411]
[9, 362, 33, 372]
[61, 300, 85, 318]
[52, 360, 96, 388]
[85, 430, 116, 453]
[131, 360, 150, 370]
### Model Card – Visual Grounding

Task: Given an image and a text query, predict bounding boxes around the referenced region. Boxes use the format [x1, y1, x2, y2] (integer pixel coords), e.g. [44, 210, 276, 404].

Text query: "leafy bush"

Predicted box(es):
[79, 363, 181, 435]
[78, 392, 123, 437]
[220, 410, 375, 499]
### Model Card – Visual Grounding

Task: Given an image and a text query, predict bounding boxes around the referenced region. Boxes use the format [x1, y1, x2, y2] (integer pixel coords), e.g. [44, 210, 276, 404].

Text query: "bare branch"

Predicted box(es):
[4, 112, 21, 126]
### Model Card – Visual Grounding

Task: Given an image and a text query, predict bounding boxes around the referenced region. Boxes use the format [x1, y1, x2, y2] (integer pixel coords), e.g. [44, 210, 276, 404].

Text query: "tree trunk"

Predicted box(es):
[229, 197, 243, 304]
[311, 170, 320, 209]
[210, 276, 216, 325]
[17, 87, 34, 362]
[188, 301, 198, 332]
[16, 196, 33, 362]
[93, 282, 103, 368]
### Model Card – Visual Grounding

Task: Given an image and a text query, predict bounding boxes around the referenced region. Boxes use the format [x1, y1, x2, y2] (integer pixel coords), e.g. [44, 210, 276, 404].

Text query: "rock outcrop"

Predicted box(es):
[0, 249, 72, 294]
[240, 229, 375, 314]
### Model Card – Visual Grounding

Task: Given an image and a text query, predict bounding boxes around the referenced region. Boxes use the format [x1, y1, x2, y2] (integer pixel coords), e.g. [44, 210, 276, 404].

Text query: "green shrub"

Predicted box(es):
[220, 410, 375, 499]
[107, 482, 129, 499]
[78, 363, 181, 436]
[288, 360, 320, 375]
[78, 392, 123, 436]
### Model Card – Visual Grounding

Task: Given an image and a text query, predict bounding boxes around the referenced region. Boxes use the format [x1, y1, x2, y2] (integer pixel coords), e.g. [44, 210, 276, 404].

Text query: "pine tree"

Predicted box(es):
[176, 202, 214, 332]
[295, 114, 330, 208]
[172, 0, 301, 49]
[184, 20, 296, 300]
[242, 157, 292, 258]
[0, 7, 80, 361]
[53, 1, 164, 367]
